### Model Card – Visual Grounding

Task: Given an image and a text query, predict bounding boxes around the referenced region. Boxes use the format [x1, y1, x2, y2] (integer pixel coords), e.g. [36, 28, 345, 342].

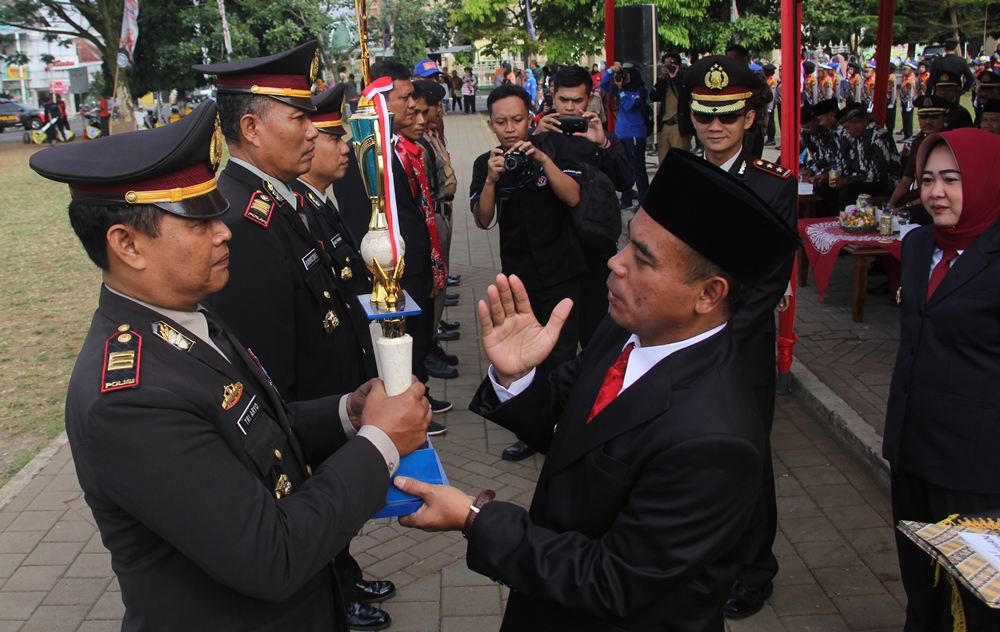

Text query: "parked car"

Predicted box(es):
[921, 45, 946, 62]
[0, 98, 44, 132]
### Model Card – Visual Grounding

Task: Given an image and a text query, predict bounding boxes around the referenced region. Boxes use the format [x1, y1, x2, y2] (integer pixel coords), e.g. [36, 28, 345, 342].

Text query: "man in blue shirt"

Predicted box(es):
[600, 61, 649, 209]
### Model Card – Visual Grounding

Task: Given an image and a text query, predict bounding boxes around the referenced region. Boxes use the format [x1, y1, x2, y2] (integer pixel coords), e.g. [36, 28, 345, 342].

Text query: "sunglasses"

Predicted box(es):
[693, 111, 744, 125]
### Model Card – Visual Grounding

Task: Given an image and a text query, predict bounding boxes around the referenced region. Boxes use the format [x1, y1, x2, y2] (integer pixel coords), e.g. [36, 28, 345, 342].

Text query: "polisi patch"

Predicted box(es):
[244, 192, 275, 227]
[102, 329, 142, 392]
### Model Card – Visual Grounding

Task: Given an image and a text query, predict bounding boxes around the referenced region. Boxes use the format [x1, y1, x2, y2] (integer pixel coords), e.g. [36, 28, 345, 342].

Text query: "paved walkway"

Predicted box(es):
[0, 112, 910, 630]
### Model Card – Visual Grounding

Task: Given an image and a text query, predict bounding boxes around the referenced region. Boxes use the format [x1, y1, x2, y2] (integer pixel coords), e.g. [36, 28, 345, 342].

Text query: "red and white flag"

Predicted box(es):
[362, 77, 403, 266]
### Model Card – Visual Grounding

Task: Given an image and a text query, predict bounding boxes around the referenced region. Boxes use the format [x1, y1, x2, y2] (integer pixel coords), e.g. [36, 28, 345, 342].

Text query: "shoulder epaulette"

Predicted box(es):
[753, 159, 793, 179]
[244, 191, 275, 227]
[102, 325, 141, 393]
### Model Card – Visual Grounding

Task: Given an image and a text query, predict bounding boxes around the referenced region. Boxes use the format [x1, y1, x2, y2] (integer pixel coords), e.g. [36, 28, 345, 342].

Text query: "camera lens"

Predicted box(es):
[503, 151, 527, 174]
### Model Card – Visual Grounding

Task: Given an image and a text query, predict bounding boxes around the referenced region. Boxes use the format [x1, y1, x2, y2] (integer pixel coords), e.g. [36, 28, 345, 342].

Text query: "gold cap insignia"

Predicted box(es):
[705, 64, 730, 91]
[222, 382, 243, 410]
[310, 51, 320, 84]
[210, 114, 223, 171]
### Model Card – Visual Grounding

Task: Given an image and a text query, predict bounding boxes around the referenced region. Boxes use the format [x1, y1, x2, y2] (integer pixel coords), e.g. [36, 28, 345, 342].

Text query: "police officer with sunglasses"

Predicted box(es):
[682, 53, 798, 621]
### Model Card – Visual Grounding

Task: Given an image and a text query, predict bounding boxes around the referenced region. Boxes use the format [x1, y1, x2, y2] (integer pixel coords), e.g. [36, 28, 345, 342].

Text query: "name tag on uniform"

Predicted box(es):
[301, 249, 319, 271]
[236, 395, 261, 435]
[331, 234, 344, 249]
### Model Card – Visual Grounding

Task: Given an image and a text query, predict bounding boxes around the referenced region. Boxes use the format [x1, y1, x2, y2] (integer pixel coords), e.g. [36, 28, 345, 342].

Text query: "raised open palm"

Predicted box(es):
[478, 274, 573, 385]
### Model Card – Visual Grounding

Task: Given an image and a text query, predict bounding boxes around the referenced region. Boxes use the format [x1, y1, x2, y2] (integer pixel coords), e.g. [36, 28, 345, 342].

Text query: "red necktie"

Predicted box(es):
[926, 249, 958, 300]
[587, 342, 636, 423]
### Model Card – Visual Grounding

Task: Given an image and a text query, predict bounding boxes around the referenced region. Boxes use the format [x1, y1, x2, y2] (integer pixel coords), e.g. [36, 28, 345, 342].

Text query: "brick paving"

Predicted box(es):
[0, 112, 912, 629]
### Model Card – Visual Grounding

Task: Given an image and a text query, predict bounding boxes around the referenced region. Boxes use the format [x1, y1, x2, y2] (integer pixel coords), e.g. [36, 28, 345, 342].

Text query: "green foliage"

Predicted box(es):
[895, 0, 1000, 51]
[385, 0, 453, 68]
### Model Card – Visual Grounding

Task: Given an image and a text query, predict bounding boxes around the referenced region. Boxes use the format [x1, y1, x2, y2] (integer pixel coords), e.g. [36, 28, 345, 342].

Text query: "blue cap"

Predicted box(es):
[413, 59, 442, 77]
[749, 63, 762, 71]
[905, 60, 919, 70]
[825, 62, 839, 70]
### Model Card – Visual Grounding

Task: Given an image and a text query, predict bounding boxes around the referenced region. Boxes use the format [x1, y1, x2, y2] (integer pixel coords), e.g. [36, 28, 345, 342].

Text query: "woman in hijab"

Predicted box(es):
[883, 127, 1000, 632]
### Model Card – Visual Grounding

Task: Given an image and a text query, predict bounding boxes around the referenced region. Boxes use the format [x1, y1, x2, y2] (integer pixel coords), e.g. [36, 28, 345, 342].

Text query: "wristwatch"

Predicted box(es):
[462, 489, 496, 538]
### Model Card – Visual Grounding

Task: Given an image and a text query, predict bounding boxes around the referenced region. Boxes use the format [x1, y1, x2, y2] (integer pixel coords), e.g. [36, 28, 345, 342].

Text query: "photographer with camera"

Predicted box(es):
[599, 61, 650, 209]
[471, 85, 585, 462]
[649, 52, 693, 162]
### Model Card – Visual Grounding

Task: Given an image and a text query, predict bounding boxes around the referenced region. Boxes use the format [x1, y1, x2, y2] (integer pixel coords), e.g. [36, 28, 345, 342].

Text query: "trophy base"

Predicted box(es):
[358, 289, 422, 320]
[372, 438, 449, 519]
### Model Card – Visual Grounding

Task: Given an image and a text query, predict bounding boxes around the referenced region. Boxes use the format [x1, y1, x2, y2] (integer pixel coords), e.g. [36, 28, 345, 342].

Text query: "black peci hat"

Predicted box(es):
[29, 101, 228, 219]
[801, 104, 815, 125]
[684, 55, 762, 114]
[413, 80, 446, 106]
[813, 98, 840, 117]
[640, 149, 801, 287]
[837, 101, 868, 123]
[310, 83, 348, 136]
[193, 41, 320, 111]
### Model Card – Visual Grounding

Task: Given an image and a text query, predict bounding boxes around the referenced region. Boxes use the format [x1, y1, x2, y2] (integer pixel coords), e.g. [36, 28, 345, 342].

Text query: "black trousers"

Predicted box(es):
[886, 105, 897, 134]
[463, 95, 476, 113]
[336, 549, 363, 603]
[891, 469, 1000, 631]
[526, 277, 581, 374]
[766, 109, 776, 142]
[901, 106, 914, 139]
[578, 248, 614, 348]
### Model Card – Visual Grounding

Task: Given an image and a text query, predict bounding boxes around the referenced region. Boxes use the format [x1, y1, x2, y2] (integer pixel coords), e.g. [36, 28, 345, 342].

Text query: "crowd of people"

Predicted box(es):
[24, 31, 1000, 632]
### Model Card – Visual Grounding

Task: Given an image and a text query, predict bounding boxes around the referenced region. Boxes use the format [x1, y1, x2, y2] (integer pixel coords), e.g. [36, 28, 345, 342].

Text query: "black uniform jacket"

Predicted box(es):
[884, 219, 1000, 494]
[66, 286, 388, 631]
[726, 145, 798, 387]
[467, 319, 764, 631]
[564, 132, 635, 193]
[332, 147, 433, 303]
[209, 161, 372, 400]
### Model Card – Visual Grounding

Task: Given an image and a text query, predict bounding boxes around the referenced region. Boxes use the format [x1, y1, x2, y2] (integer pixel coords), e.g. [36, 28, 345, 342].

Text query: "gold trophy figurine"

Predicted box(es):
[351, 0, 418, 396]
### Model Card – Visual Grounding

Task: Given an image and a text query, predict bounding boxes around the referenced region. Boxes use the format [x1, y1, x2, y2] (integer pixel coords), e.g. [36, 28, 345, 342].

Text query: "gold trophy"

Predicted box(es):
[352, 0, 418, 397]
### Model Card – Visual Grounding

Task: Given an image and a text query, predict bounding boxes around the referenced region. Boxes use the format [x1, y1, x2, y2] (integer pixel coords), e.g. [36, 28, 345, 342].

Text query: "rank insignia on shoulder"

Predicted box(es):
[102, 329, 142, 393]
[151, 321, 195, 352]
[222, 382, 243, 410]
[263, 180, 285, 204]
[245, 192, 275, 227]
[753, 159, 793, 179]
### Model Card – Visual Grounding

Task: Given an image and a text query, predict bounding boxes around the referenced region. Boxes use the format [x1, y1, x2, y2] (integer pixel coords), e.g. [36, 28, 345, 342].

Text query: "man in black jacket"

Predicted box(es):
[30, 98, 431, 632]
[650, 51, 693, 162]
[394, 149, 801, 632]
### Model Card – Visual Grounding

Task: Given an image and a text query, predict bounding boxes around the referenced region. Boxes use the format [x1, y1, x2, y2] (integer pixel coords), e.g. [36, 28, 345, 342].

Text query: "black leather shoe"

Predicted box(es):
[444, 297, 459, 307]
[429, 343, 459, 366]
[723, 582, 773, 619]
[502, 440, 536, 461]
[346, 601, 391, 630]
[425, 354, 458, 379]
[446, 292, 460, 300]
[357, 579, 396, 604]
[439, 320, 461, 331]
[448, 274, 462, 283]
[436, 328, 460, 342]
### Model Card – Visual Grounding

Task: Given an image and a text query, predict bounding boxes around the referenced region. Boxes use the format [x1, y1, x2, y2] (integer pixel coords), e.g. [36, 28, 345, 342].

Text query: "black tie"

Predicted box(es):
[200, 309, 263, 390]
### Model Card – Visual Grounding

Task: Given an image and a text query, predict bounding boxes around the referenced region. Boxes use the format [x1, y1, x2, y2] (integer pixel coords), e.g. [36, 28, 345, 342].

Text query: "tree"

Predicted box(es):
[384, 0, 452, 69]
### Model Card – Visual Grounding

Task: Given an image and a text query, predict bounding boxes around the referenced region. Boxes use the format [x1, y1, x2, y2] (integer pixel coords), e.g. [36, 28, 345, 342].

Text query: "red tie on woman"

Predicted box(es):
[926, 250, 958, 300]
[587, 342, 636, 423]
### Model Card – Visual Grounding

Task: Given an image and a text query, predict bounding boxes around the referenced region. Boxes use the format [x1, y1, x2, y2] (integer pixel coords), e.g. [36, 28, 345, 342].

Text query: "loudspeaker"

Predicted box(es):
[613, 5, 658, 95]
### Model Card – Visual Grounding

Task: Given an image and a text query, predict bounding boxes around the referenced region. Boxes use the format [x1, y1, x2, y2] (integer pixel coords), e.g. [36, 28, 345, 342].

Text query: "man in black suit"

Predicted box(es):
[684, 54, 798, 618]
[30, 99, 431, 631]
[194, 46, 397, 630]
[928, 37, 975, 94]
[333, 60, 453, 420]
[394, 149, 801, 631]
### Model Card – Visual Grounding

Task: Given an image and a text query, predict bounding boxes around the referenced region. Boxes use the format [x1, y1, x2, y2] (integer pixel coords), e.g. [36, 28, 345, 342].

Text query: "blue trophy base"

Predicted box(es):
[373, 438, 449, 519]
[358, 290, 422, 320]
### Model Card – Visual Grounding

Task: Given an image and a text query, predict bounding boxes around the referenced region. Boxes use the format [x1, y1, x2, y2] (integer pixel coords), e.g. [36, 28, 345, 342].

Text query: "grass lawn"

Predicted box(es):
[0, 141, 100, 486]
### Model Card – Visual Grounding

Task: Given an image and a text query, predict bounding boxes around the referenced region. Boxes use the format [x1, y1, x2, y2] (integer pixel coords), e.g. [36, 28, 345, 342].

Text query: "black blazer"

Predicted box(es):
[884, 219, 1000, 494]
[467, 319, 763, 631]
[726, 145, 798, 389]
[66, 287, 388, 631]
[210, 162, 371, 400]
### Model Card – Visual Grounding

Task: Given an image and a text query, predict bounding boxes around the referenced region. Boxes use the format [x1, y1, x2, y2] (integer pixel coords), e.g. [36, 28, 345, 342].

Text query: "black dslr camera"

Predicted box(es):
[503, 150, 528, 174]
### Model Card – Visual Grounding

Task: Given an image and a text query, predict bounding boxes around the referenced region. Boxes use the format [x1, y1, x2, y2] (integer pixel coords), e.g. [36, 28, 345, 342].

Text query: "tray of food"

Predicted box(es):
[839, 205, 877, 232]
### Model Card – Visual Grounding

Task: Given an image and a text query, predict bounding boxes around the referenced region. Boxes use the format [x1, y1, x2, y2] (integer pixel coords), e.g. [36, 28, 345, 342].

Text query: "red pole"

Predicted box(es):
[871, 0, 895, 126]
[605, 0, 615, 131]
[776, 0, 803, 390]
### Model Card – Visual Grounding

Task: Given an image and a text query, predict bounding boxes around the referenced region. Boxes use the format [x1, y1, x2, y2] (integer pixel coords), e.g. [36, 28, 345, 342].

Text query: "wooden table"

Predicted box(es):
[798, 219, 903, 323]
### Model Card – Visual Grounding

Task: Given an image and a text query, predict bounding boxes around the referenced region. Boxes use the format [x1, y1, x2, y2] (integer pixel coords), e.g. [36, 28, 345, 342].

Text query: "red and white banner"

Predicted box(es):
[362, 77, 403, 266]
[117, 0, 140, 69]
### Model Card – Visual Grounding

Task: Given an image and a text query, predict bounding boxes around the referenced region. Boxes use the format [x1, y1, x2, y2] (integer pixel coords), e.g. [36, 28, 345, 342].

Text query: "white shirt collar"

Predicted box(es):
[717, 148, 744, 174]
[229, 157, 297, 210]
[619, 323, 728, 395]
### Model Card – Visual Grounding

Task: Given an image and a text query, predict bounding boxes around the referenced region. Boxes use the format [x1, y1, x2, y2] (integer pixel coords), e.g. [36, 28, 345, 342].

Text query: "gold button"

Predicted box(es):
[274, 449, 282, 460]
[323, 291, 331, 299]
[117, 324, 130, 332]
